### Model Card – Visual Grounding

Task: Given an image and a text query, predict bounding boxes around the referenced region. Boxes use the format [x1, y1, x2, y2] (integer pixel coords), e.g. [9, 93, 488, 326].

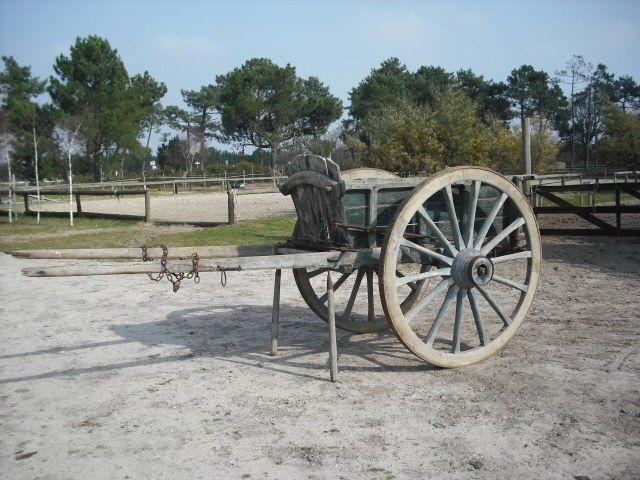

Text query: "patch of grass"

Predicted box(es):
[146, 217, 295, 247]
[537, 191, 634, 207]
[0, 216, 138, 236]
[0, 215, 295, 252]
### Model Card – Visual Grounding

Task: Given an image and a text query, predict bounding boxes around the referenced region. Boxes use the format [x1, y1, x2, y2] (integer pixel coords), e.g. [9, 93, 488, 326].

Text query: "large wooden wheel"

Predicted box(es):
[294, 264, 431, 333]
[380, 167, 541, 367]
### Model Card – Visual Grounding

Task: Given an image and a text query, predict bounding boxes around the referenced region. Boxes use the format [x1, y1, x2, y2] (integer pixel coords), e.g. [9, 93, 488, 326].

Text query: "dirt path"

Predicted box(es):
[0, 235, 639, 479]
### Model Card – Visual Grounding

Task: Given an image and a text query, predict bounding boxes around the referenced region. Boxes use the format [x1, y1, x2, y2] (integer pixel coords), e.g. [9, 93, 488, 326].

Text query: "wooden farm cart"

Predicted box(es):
[15, 155, 541, 381]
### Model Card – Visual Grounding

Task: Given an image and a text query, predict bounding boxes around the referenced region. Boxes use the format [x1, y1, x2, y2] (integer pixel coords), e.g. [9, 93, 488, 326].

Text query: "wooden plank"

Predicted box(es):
[536, 182, 640, 193]
[540, 228, 640, 236]
[537, 190, 613, 230]
[23, 210, 144, 221]
[12, 243, 280, 259]
[279, 171, 342, 197]
[21, 248, 387, 278]
[622, 187, 640, 201]
[534, 205, 640, 214]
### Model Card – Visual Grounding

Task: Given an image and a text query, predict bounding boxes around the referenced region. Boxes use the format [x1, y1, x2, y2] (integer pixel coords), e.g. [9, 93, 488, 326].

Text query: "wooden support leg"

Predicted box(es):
[327, 272, 338, 382]
[270, 269, 281, 356]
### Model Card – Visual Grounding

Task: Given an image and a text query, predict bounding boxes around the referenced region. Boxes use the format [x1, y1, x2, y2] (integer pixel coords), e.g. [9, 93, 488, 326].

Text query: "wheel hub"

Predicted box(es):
[451, 248, 494, 289]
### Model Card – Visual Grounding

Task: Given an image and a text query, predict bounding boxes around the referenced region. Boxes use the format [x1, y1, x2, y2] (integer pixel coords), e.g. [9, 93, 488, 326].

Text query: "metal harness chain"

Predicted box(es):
[141, 244, 200, 292]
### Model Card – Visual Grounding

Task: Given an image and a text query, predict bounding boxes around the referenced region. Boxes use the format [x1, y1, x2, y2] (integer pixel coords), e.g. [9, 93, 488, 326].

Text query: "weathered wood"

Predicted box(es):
[75, 194, 82, 213]
[622, 187, 640, 201]
[616, 188, 622, 230]
[534, 205, 640, 214]
[279, 171, 343, 197]
[270, 269, 281, 356]
[21, 248, 385, 278]
[539, 228, 640, 236]
[537, 190, 613, 230]
[536, 182, 639, 193]
[326, 273, 338, 382]
[13, 243, 280, 259]
[144, 190, 151, 223]
[227, 190, 236, 225]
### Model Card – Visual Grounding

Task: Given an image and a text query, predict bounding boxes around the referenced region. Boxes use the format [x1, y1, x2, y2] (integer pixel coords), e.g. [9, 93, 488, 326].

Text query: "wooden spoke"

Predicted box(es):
[319, 271, 353, 304]
[477, 285, 511, 327]
[425, 284, 459, 346]
[366, 268, 375, 322]
[417, 206, 458, 257]
[396, 268, 451, 287]
[342, 268, 366, 321]
[474, 193, 507, 250]
[480, 217, 526, 255]
[395, 270, 417, 290]
[404, 277, 455, 324]
[400, 238, 453, 266]
[465, 180, 481, 248]
[491, 274, 528, 293]
[467, 289, 486, 346]
[452, 288, 466, 353]
[307, 267, 329, 278]
[444, 184, 465, 250]
[491, 250, 532, 264]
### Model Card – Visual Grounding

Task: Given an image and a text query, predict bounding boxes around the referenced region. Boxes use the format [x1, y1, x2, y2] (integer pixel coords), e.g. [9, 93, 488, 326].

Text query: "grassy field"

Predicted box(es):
[0, 216, 296, 252]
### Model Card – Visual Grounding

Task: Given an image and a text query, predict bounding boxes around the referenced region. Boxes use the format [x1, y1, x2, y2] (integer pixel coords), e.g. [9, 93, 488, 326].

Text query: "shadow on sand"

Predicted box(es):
[0, 304, 437, 384]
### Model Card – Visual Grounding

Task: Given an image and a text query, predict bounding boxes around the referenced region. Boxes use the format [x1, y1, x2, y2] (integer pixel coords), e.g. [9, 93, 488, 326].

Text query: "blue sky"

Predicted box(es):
[1, 0, 639, 149]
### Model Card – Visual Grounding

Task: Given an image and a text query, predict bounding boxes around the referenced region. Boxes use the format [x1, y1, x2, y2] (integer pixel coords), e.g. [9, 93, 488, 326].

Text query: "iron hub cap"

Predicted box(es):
[451, 248, 494, 289]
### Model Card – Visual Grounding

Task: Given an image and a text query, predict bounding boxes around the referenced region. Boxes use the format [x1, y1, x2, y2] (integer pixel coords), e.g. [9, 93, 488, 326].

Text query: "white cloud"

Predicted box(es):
[152, 34, 218, 58]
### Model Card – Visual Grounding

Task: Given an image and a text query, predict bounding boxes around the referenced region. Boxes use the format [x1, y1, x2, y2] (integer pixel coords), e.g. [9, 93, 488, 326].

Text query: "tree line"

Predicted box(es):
[1, 35, 639, 185]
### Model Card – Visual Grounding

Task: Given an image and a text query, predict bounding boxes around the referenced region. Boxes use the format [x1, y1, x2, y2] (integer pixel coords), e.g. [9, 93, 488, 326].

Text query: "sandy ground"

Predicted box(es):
[34, 190, 296, 222]
[0, 234, 639, 479]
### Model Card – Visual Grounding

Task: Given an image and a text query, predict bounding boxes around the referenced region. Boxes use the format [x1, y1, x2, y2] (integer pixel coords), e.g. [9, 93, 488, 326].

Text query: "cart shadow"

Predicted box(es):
[0, 305, 435, 386]
[108, 304, 439, 381]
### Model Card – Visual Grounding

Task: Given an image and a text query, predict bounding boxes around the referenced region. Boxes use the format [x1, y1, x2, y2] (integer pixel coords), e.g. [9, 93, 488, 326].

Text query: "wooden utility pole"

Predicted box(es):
[522, 117, 532, 200]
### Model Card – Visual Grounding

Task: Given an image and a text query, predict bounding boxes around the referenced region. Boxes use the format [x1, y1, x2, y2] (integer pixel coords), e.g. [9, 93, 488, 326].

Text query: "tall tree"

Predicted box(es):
[181, 85, 219, 169]
[507, 65, 567, 129]
[48, 36, 166, 180]
[507, 65, 567, 171]
[411, 65, 453, 107]
[598, 101, 640, 170]
[0, 56, 56, 182]
[348, 57, 412, 129]
[455, 69, 512, 122]
[556, 55, 592, 167]
[614, 75, 640, 113]
[216, 58, 342, 169]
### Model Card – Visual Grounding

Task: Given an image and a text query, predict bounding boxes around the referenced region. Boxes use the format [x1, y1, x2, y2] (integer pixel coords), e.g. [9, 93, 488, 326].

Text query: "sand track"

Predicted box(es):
[0, 235, 639, 479]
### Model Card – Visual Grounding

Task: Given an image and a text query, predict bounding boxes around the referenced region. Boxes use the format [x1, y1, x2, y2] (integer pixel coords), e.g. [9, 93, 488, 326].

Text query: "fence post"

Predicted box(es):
[23, 193, 29, 214]
[227, 188, 237, 225]
[173, 182, 178, 194]
[75, 194, 82, 214]
[615, 187, 621, 230]
[144, 190, 151, 223]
